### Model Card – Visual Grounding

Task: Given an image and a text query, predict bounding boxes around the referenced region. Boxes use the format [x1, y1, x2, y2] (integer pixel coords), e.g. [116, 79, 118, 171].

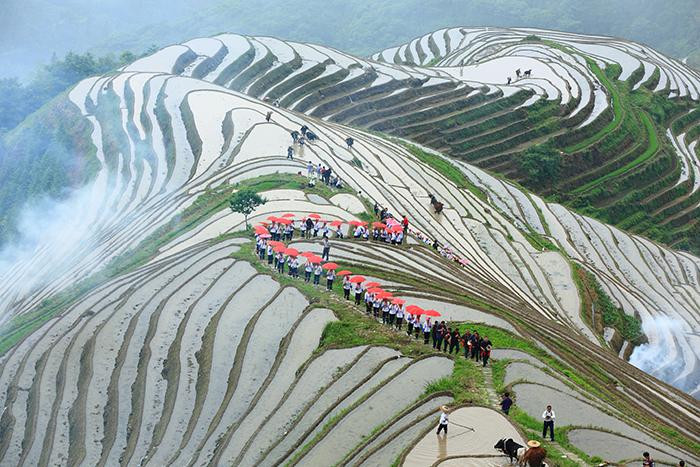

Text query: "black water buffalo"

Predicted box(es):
[494, 438, 525, 463]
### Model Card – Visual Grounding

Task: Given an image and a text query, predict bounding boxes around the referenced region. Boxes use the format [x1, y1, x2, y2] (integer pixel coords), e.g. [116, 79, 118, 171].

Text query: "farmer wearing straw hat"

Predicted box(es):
[436, 405, 450, 435]
[522, 440, 546, 466]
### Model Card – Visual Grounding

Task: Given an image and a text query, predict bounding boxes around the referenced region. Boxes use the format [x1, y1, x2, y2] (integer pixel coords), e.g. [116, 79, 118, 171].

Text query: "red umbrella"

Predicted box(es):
[365, 282, 380, 288]
[268, 240, 284, 247]
[278, 218, 293, 225]
[377, 291, 393, 299]
[372, 222, 387, 229]
[349, 220, 368, 227]
[258, 233, 271, 239]
[391, 298, 406, 305]
[406, 305, 424, 315]
[388, 225, 403, 233]
[423, 309, 441, 317]
[274, 245, 286, 253]
[284, 248, 299, 257]
[322, 262, 338, 270]
[300, 251, 315, 258]
[267, 216, 279, 222]
[307, 255, 322, 263]
[349, 276, 366, 283]
[329, 220, 344, 227]
[282, 213, 296, 218]
[337, 270, 352, 276]
[308, 213, 322, 219]
[367, 287, 384, 294]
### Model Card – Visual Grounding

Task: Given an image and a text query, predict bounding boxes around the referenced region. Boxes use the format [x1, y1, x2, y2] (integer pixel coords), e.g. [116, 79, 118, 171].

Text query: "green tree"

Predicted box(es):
[520, 145, 561, 187]
[228, 189, 266, 229]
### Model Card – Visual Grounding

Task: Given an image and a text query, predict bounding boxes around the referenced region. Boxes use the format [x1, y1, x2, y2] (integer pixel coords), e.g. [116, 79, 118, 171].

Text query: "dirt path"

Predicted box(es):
[480, 361, 589, 466]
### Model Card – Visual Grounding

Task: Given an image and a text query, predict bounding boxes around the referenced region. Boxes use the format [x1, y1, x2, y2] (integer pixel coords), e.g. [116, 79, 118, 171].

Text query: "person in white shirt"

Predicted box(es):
[395, 305, 404, 330]
[542, 405, 555, 441]
[313, 264, 322, 285]
[436, 405, 449, 435]
[422, 319, 431, 344]
[304, 261, 313, 282]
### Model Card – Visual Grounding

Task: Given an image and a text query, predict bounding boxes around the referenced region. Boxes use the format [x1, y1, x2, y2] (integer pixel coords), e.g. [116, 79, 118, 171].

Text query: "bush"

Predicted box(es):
[519, 145, 561, 187]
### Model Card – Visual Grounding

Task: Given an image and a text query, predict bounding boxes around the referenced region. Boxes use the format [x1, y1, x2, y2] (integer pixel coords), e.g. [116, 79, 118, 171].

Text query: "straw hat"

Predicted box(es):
[527, 440, 541, 448]
[440, 405, 450, 413]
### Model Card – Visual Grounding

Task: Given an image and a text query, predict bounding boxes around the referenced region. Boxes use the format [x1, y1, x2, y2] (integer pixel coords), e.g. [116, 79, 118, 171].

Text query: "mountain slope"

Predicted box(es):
[0, 29, 699, 465]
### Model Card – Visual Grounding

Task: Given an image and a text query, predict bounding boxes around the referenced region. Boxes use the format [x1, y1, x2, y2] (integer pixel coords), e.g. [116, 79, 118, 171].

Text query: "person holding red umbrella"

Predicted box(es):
[373, 295, 381, 318]
[388, 300, 397, 326]
[267, 242, 274, 266]
[289, 256, 299, 279]
[395, 303, 404, 330]
[354, 282, 363, 305]
[342, 275, 351, 300]
[277, 251, 286, 274]
[364, 289, 374, 315]
[406, 310, 414, 336]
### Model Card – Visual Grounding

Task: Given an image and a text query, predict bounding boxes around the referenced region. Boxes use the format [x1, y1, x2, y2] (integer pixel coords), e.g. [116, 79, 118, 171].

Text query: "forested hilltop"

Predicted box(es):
[3, 0, 699, 80]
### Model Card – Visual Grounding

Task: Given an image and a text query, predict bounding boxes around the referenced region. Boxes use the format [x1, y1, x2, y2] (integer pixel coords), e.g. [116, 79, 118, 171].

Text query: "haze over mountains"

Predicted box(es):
[2, 0, 699, 79]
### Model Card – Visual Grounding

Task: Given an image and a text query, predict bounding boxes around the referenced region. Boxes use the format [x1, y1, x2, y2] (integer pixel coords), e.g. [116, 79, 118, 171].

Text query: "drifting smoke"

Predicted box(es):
[629, 315, 697, 395]
[0, 181, 103, 326]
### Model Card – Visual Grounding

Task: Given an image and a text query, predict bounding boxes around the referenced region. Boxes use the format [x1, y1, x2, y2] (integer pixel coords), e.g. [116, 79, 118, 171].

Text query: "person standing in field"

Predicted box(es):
[436, 405, 449, 435]
[542, 405, 555, 441]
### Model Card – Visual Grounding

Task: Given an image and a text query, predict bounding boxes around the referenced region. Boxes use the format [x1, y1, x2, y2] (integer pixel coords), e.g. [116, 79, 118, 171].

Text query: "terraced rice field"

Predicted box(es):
[0, 26, 699, 466]
[119, 27, 700, 250]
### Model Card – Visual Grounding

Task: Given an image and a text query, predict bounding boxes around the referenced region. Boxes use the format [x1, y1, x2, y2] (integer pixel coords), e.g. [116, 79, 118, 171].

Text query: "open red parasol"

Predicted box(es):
[322, 262, 338, 270]
[284, 248, 299, 257]
[423, 309, 441, 317]
[349, 276, 366, 283]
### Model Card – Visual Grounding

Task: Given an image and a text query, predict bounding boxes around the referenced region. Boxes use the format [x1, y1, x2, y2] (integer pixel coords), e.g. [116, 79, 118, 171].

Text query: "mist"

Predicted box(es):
[0, 179, 104, 326]
[2, 0, 699, 81]
[629, 316, 697, 395]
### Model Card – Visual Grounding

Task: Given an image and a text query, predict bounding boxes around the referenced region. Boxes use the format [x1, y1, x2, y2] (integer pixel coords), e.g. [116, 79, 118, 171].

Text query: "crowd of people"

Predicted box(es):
[253, 212, 493, 367]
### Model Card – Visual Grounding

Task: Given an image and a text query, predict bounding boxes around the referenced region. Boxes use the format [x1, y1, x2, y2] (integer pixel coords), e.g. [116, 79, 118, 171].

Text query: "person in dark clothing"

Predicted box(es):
[287, 146, 294, 160]
[642, 452, 655, 467]
[406, 315, 414, 336]
[481, 336, 492, 366]
[326, 270, 335, 291]
[431, 322, 438, 348]
[324, 167, 333, 184]
[470, 333, 480, 360]
[266, 111, 272, 122]
[306, 130, 317, 141]
[434, 324, 443, 349]
[373, 202, 379, 215]
[345, 137, 354, 148]
[443, 329, 451, 352]
[462, 330, 471, 359]
[500, 392, 513, 415]
[305, 218, 314, 239]
[291, 130, 299, 142]
[450, 330, 460, 354]
[432, 239, 439, 250]
[300, 124, 309, 135]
